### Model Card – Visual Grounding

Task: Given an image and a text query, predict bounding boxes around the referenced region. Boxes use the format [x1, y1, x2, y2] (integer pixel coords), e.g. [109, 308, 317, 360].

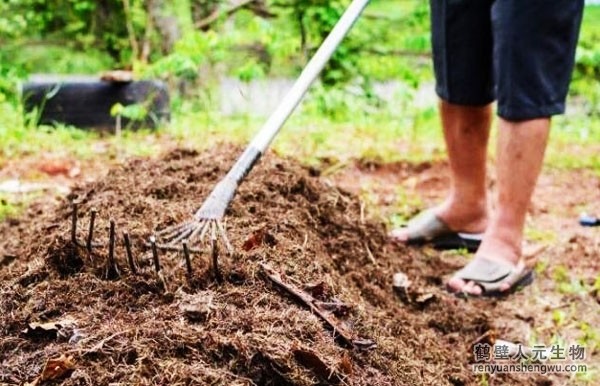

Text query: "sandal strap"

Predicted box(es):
[455, 257, 513, 283]
[405, 209, 451, 241]
[454, 257, 529, 293]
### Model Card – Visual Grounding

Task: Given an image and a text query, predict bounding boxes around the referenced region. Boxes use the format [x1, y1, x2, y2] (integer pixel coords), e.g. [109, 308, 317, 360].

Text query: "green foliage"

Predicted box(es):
[111, 102, 148, 121]
[0, 193, 23, 222]
[571, 5, 600, 117]
[0, 0, 598, 169]
[144, 29, 229, 79]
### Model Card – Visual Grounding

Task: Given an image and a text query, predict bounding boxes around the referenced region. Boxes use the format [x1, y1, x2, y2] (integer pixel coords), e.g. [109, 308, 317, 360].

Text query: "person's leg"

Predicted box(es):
[447, 0, 584, 295]
[447, 117, 550, 294]
[391, 101, 490, 242]
[391, 0, 494, 242]
[435, 101, 491, 232]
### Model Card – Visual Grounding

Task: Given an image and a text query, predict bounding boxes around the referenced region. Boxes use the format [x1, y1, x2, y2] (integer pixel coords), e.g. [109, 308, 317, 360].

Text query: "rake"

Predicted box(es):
[154, 0, 370, 254]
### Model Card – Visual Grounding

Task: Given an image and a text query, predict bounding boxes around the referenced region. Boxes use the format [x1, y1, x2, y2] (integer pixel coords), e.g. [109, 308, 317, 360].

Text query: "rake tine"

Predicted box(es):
[159, 223, 196, 244]
[198, 219, 211, 243]
[70, 201, 78, 244]
[168, 225, 195, 246]
[210, 222, 222, 283]
[87, 208, 97, 253]
[155, 221, 193, 238]
[216, 220, 234, 255]
[187, 220, 209, 245]
[150, 236, 161, 273]
[182, 241, 192, 275]
[123, 231, 137, 274]
[153, 242, 203, 253]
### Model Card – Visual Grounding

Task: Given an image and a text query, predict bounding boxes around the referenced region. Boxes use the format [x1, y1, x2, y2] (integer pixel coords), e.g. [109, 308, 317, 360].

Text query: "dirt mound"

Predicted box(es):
[0, 146, 545, 385]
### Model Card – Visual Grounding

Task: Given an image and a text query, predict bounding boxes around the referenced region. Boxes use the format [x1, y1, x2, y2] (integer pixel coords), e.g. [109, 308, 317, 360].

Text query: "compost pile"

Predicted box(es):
[0, 146, 542, 385]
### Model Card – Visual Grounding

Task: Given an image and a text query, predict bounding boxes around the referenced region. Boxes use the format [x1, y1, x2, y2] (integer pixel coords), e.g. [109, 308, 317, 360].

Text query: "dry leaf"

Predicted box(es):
[41, 354, 75, 380]
[242, 228, 264, 251]
[25, 354, 75, 386]
[338, 352, 353, 376]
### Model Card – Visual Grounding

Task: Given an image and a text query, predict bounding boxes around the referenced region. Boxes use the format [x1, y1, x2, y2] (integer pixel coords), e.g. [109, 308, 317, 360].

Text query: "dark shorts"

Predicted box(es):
[430, 0, 584, 120]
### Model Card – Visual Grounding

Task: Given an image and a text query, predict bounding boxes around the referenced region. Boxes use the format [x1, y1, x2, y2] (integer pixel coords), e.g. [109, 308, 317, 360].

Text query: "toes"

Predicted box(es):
[447, 277, 483, 295]
[389, 229, 409, 243]
[447, 276, 467, 292]
[499, 282, 511, 292]
[464, 281, 483, 296]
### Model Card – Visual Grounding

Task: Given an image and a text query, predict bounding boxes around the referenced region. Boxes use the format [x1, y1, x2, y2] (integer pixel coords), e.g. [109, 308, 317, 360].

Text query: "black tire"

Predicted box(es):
[22, 77, 170, 130]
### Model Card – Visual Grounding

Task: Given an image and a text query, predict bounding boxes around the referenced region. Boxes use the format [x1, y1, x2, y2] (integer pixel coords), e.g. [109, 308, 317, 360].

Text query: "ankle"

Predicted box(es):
[479, 223, 523, 263]
[436, 197, 489, 233]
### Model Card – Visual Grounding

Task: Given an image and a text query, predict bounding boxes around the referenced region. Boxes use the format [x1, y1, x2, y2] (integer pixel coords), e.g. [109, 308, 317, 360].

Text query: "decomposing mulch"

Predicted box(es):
[0, 145, 560, 385]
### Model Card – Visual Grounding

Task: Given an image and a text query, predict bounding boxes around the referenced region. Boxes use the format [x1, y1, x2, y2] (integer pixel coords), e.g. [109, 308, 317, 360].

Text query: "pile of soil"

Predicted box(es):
[0, 146, 549, 385]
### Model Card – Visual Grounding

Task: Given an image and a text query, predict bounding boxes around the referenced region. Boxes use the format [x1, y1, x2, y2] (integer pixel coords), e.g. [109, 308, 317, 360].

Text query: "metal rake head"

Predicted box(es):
[68, 199, 230, 283]
[152, 178, 238, 255]
[152, 217, 233, 255]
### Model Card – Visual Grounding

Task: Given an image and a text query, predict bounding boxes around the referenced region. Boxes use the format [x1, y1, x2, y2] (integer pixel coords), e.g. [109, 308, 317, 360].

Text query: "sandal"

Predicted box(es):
[390, 209, 483, 252]
[447, 256, 534, 297]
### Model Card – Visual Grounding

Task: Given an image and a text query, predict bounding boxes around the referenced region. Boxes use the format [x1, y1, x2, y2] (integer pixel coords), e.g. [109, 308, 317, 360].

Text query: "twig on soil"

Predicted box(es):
[300, 233, 308, 254]
[63, 329, 130, 357]
[359, 201, 365, 225]
[364, 243, 375, 263]
[260, 263, 376, 350]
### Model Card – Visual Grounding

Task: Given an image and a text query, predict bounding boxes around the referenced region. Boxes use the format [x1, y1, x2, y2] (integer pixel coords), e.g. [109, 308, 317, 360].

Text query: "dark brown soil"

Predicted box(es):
[0, 145, 593, 385]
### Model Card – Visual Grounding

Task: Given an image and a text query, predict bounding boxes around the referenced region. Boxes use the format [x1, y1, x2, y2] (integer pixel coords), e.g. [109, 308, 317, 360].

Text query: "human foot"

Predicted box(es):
[446, 232, 530, 296]
[390, 198, 488, 245]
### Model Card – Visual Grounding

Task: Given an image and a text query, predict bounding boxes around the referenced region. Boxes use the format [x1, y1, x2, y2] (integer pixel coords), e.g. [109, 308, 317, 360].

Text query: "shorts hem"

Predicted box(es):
[435, 87, 495, 107]
[497, 102, 566, 121]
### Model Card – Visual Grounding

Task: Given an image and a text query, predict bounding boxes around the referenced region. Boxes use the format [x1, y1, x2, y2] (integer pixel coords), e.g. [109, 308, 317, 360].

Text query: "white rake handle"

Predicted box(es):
[249, 0, 370, 152]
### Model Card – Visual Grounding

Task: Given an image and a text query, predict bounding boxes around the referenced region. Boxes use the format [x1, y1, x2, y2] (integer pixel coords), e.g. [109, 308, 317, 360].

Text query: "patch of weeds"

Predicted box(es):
[575, 368, 599, 385]
[577, 322, 600, 353]
[559, 278, 589, 296]
[0, 194, 21, 221]
[0, 190, 47, 223]
[388, 186, 424, 226]
[534, 259, 549, 275]
[552, 309, 567, 327]
[478, 373, 489, 386]
[525, 226, 557, 243]
[552, 265, 589, 296]
[552, 265, 570, 283]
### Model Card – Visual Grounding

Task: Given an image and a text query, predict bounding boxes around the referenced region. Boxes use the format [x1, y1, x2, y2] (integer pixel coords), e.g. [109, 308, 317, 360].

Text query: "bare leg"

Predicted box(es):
[448, 117, 550, 295]
[391, 101, 490, 241]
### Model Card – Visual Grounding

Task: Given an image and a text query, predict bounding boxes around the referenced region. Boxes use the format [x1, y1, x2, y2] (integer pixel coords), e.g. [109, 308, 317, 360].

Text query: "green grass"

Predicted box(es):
[0, 194, 21, 221]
